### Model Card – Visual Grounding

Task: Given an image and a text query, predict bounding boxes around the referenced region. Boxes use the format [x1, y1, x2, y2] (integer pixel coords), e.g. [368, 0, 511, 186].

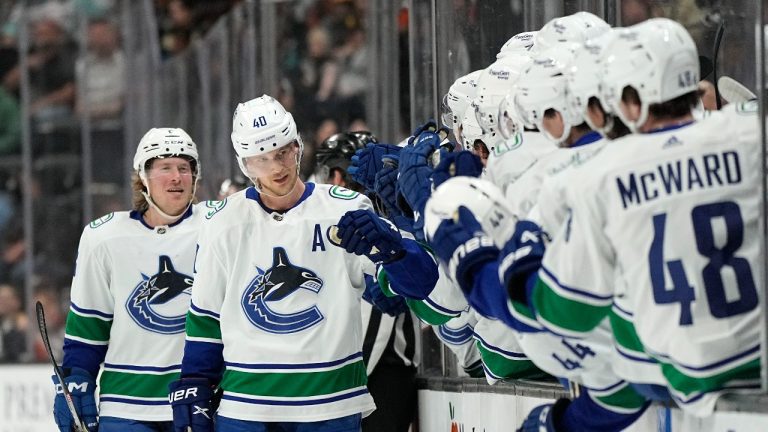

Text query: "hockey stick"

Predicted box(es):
[36, 301, 91, 432]
[711, 19, 725, 110]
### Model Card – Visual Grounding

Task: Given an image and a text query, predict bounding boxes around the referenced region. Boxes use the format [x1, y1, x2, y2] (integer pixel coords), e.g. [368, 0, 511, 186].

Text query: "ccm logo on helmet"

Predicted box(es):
[253, 116, 268, 128]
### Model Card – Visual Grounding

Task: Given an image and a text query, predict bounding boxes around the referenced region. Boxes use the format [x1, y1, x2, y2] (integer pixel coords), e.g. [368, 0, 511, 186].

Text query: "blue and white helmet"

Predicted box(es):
[601, 18, 699, 132]
[231, 95, 303, 177]
[133, 127, 199, 183]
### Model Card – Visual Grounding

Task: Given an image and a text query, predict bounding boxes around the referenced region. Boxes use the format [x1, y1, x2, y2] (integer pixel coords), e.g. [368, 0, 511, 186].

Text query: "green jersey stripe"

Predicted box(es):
[533, 278, 608, 334]
[405, 298, 453, 325]
[186, 311, 222, 339]
[661, 357, 761, 399]
[591, 383, 647, 412]
[220, 360, 367, 398]
[100, 370, 180, 398]
[65, 310, 112, 342]
[609, 310, 646, 353]
[477, 343, 547, 380]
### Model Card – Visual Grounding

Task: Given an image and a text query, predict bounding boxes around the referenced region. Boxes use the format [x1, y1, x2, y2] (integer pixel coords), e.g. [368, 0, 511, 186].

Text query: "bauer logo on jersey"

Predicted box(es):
[241, 247, 325, 334]
[125, 256, 193, 334]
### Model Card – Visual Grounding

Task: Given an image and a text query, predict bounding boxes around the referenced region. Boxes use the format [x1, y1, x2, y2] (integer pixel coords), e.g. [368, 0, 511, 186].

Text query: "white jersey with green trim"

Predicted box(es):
[536, 102, 762, 416]
[187, 183, 377, 422]
[483, 131, 556, 195]
[64, 201, 218, 421]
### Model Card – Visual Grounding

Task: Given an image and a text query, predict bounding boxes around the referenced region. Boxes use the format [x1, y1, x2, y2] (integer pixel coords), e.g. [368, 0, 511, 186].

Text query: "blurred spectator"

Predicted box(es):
[0, 220, 25, 288]
[159, 0, 240, 57]
[621, 0, 664, 25]
[0, 46, 20, 155]
[32, 286, 65, 363]
[294, 26, 340, 127]
[0, 283, 27, 363]
[3, 17, 77, 125]
[76, 18, 125, 121]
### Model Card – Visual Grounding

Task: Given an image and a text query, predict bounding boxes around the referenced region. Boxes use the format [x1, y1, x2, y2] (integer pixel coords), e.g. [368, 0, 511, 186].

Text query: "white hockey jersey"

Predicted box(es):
[535, 102, 763, 416]
[483, 131, 556, 195]
[184, 183, 377, 422]
[63, 201, 217, 421]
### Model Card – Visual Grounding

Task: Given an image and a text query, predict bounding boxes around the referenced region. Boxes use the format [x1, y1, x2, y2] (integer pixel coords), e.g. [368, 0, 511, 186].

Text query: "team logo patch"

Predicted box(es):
[241, 247, 324, 334]
[89, 213, 114, 229]
[329, 185, 359, 200]
[126, 256, 193, 334]
[204, 199, 227, 219]
[492, 133, 523, 157]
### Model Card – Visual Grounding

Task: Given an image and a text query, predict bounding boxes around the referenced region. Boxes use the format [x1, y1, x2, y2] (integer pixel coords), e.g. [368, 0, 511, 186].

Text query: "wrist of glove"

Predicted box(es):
[362, 276, 408, 316]
[373, 161, 401, 218]
[432, 150, 483, 188]
[334, 210, 404, 263]
[169, 378, 215, 432]
[517, 398, 571, 432]
[430, 206, 499, 294]
[498, 220, 547, 304]
[52, 367, 98, 432]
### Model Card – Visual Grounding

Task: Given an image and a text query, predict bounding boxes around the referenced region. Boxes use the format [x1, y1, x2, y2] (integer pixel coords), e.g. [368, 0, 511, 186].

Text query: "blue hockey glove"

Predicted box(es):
[429, 206, 499, 294]
[517, 399, 571, 432]
[52, 367, 98, 432]
[362, 275, 408, 316]
[498, 220, 548, 305]
[432, 151, 483, 187]
[373, 158, 401, 218]
[335, 210, 404, 263]
[169, 378, 215, 432]
[397, 140, 438, 215]
[406, 119, 439, 146]
[348, 143, 401, 192]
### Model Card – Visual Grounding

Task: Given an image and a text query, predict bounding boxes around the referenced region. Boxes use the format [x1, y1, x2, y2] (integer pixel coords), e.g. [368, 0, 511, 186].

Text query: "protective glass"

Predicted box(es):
[241, 142, 300, 178]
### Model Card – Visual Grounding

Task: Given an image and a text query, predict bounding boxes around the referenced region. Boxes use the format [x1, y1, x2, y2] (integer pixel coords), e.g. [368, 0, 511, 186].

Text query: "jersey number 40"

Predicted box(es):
[649, 201, 758, 326]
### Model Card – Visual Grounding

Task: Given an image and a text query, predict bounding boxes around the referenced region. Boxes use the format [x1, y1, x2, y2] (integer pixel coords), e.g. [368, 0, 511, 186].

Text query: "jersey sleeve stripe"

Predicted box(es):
[436, 324, 475, 345]
[65, 310, 112, 342]
[477, 344, 544, 380]
[664, 358, 761, 404]
[70, 303, 113, 320]
[656, 344, 760, 374]
[405, 298, 455, 325]
[474, 335, 527, 359]
[186, 310, 222, 340]
[100, 369, 180, 398]
[609, 310, 649, 355]
[221, 387, 369, 406]
[533, 277, 609, 335]
[190, 302, 220, 319]
[63, 334, 109, 346]
[588, 384, 648, 413]
[539, 267, 613, 304]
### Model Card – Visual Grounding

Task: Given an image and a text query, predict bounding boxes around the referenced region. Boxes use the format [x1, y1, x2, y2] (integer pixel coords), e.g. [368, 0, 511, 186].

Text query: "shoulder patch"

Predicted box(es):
[492, 133, 523, 157]
[204, 199, 227, 219]
[89, 213, 114, 229]
[329, 185, 359, 200]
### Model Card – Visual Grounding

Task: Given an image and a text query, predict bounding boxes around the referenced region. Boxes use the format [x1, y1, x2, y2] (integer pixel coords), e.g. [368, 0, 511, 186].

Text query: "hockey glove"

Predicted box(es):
[169, 378, 215, 432]
[348, 143, 401, 192]
[397, 139, 437, 216]
[335, 209, 404, 264]
[373, 157, 401, 218]
[517, 399, 571, 432]
[432, 150, 483, 187]
[52, 367, 98, 432]
[498, 220, 547, 306]
[362, 275, 408, 316]
[429, 206, 499, 294]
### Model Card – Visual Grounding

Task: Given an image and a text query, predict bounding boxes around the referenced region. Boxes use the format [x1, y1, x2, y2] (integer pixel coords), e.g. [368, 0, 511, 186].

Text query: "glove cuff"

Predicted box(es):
[450, 235, 499, 294]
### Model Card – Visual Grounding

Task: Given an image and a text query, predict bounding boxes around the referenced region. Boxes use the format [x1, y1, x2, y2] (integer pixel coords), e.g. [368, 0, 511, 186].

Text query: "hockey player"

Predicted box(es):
[506, 18, 760, 419]
[170, 95, 437, 431]
[54, 128, 210, 432]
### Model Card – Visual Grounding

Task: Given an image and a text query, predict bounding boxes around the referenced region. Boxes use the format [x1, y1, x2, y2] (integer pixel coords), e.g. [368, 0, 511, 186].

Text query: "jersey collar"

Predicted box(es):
[646, 120, 695, 135]
[571, 131, 602, 148]
[130, 205, 193, 230]
[246, 182, 316, 214]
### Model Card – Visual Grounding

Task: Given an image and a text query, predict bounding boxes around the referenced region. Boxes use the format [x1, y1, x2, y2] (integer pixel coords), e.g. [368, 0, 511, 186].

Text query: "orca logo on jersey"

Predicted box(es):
[241, 247, 325, 334]
[125, 256, 193, 334]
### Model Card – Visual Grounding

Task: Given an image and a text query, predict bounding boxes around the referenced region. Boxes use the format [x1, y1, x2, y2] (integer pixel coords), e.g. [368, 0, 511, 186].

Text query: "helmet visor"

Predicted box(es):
[241, 142, 300, 179]
[498, 96, 522, 139]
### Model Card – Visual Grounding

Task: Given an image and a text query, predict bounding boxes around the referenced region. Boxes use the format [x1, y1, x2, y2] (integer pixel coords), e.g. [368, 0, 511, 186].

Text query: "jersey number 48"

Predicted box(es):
[649, 201, 758, 326]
